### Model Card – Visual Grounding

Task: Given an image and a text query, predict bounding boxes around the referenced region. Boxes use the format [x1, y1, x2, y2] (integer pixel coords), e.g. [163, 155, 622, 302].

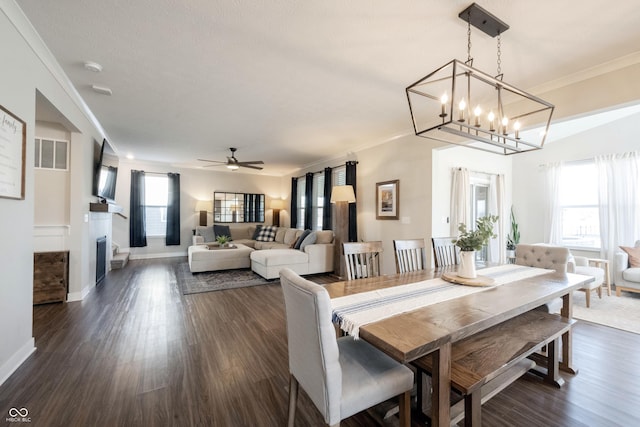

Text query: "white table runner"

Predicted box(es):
[331, 264, 553, 338]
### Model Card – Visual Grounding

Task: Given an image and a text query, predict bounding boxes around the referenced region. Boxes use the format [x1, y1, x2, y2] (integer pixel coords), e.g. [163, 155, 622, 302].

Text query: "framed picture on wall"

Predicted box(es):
[0, 104, 26, 200]
[376, 180, 399, 220]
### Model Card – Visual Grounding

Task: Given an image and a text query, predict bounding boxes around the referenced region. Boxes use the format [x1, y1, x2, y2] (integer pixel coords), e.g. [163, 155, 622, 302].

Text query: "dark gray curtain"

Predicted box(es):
[165, 173, 180, 246]
[290, 178, 298, 228]
[346, 161, 357, 242]
[129, 170, 147, 247]
[322, 167, 332, 230]
[304, 172, 313, 230]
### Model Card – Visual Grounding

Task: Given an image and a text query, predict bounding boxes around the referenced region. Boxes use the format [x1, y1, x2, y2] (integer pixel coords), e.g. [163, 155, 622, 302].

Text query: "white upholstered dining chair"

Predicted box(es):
[515, 244, 571, 313]
[279, 268, 413, 427]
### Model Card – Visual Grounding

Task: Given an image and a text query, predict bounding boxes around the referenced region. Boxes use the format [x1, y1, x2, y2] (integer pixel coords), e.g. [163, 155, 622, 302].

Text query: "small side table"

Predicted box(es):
[587, 258, 611, 296]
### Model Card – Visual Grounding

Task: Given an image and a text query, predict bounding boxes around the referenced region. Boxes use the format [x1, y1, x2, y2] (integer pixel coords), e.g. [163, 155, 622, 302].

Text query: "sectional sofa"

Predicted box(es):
[192, 224, 334, 278]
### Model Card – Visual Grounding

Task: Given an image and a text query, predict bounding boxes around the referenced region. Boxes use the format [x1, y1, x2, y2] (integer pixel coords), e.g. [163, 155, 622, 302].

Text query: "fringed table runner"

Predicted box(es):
[331, 264, 553, 338]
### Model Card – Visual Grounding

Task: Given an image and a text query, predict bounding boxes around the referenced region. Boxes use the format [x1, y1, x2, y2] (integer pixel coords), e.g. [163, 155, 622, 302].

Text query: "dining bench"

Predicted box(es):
[413, 310, 575, 426]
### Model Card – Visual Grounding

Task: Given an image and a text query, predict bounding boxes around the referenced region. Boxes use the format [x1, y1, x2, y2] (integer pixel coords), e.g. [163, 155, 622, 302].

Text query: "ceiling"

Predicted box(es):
[17, 0, 640, 175]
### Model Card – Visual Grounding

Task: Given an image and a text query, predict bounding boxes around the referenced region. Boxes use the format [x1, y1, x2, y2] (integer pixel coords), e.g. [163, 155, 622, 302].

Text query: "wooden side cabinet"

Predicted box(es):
[33, 251, 69, 305]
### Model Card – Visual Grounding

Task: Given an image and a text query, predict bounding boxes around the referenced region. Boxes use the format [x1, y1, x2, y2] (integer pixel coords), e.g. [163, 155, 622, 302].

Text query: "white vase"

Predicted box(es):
[458, 250, 477, 279]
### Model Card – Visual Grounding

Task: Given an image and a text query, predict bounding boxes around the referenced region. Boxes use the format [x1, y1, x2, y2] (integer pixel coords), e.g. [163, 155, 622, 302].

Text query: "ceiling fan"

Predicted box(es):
[198, 147, 264, 171]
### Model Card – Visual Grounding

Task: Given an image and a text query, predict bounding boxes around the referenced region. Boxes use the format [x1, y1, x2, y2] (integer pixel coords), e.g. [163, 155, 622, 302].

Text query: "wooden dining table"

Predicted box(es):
[325, 266, 593, 427]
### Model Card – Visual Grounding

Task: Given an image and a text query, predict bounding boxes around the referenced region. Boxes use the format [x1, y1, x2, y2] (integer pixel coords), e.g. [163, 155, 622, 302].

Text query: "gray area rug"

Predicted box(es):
[572, 289, 640, 334]
[175, 262, 276, 295]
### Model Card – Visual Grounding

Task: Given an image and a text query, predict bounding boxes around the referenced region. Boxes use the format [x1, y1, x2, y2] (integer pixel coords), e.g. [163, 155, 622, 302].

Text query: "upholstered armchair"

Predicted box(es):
[615, 240, 640, 296]
[567, 255, 607, 307]
[279, 268, 413, 427]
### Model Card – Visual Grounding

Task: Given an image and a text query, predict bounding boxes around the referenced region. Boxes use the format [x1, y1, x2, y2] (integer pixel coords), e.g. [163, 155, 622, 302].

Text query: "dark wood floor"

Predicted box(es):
[1, 258, 639, 427]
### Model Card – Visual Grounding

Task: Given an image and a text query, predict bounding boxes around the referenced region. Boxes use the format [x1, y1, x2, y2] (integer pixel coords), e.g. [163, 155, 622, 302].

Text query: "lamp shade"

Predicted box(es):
[270, 199, 285, 210]
[194, 200, 211, 212]
[330, 185, 356, 203]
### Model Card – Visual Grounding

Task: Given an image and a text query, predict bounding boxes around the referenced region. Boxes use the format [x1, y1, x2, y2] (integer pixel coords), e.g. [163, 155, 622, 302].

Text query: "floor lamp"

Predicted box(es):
[271, 199, 284, 227]
[331, 185, 356, 279]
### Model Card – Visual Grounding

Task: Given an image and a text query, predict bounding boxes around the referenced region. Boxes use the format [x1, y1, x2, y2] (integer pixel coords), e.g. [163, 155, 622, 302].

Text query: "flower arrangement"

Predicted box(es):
[453, 215, 499, 252]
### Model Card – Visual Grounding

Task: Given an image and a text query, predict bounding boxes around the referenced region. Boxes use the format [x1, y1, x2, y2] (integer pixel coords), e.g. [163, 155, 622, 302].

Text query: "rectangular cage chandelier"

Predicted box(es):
[406, 3, 554, 155]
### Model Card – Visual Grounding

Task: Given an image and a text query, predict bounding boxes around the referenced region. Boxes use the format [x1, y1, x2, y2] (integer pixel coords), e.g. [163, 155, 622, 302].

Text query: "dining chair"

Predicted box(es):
[431, 237, 459, 268]
[515, 243, 570, 313]
[393, 238, 427, 273]
[279, 268, 413, 427]
[342, 241, 383, 280]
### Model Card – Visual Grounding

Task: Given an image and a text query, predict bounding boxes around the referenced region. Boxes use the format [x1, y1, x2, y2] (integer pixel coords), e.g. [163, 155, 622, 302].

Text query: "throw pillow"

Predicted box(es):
[251, 225, 263, 240]
[294, 229, 312, 249]
[255, 225, 277, 242]
[620, 246, 640, 268]
[299, 231, 317, 251]
[199, 226, 215, 243]
[213, 224, 232, 240]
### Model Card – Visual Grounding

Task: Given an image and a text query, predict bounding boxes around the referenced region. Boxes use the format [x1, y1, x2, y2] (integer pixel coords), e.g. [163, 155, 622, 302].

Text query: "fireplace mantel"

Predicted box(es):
[89, 202, 123, 214]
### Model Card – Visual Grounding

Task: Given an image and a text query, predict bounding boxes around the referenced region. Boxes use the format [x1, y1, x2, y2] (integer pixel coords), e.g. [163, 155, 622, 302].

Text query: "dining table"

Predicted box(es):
[325, 264, 593, 427]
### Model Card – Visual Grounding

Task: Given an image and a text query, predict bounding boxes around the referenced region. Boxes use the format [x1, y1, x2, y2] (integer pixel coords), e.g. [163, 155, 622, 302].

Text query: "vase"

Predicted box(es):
[458, 250, 477, 279]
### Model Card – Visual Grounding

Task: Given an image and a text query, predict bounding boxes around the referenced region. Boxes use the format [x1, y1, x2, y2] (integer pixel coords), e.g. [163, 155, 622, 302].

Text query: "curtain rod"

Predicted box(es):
[455, 167, 500, 176]
[293, 161, 358, 180]
[132, 170, 177, 176]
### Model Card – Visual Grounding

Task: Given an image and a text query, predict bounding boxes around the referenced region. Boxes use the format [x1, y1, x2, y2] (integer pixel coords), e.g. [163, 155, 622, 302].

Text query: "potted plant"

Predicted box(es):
[506, 207, 520, 260]
[216, 235, 231, 247]
[453, 215, 498, 279]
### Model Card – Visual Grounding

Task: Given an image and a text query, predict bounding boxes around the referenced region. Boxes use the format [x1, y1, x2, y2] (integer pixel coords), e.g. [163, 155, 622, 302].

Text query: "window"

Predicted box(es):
[312, 174, 324, 231]
[296, 177, 306, 229]
[470, 175, 490, 262]
[34, 137, 68, 170]
[145, 175, 168, 237]
[559, 162, 600, 249]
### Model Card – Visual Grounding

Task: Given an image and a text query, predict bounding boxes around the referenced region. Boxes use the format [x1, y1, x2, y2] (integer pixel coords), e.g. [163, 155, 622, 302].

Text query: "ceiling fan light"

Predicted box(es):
[227, 164, 239, 170]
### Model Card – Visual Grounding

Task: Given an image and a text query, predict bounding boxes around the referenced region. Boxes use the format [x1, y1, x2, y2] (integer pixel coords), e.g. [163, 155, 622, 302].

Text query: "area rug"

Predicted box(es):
[572, 289, 640, 334]
[175, 263, 275, 295]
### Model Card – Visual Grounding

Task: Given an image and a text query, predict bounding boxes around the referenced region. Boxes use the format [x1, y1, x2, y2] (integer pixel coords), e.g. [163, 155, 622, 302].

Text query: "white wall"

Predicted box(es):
[0, 2, 105, 385]
[112, 159, 285, 259]
[34, 121, 70, 225]
[512, 112, 640, 246]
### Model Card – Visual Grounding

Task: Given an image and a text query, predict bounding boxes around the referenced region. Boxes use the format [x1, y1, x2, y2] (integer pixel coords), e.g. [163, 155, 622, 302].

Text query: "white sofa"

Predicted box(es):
[192, 225, 334, 278]
[614, 240, 640, 296]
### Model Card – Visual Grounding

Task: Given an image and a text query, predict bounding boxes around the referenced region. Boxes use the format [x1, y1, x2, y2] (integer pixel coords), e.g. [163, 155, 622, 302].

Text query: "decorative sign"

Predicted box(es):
[0, 105, 26, 200]
[376, 180, 399, 220]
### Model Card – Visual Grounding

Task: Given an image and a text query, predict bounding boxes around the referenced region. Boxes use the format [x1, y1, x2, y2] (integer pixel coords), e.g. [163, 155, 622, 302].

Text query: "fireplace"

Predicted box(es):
[96, 236, 107, 285]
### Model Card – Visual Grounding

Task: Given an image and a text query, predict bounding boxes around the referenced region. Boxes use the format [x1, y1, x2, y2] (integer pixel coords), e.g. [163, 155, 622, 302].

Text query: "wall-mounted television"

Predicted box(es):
[92, 138, 119, 203]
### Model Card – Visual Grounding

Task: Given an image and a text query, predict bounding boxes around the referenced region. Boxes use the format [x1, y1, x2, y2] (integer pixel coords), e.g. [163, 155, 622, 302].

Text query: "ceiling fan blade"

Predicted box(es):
[198, 158, 227, 164]
[239, 164, 263, 170]
[237, 160, 264, 165]
[202, 163, 226, 167]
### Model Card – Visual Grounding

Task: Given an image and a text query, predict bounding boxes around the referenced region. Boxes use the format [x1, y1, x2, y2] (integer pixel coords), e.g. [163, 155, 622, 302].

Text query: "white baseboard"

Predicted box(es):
[129, 251, 187, 260]
[67, 282, 95, 302]
[0, 338, 36, 387]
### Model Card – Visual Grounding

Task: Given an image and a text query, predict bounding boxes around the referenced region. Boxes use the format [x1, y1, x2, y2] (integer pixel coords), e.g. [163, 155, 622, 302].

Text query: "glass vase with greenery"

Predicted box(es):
[453, 215, 499, 252]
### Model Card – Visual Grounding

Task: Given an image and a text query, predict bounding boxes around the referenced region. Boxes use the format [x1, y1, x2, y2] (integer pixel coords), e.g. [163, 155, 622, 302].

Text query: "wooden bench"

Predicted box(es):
[413, 310, 575, 426]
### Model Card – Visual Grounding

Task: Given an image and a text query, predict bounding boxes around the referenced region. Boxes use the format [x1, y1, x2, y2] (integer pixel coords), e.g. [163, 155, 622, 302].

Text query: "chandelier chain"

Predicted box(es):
[467, 15, 472, 63]
[496, 33, 502, 76]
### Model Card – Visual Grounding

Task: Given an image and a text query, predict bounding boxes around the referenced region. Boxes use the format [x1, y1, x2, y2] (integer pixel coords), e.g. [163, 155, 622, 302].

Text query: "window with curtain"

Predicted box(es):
[558, 161, 600, 249]
[144, 175, 169, 237]
[296, 177, 306, 229]
[312, 174, 324, 230]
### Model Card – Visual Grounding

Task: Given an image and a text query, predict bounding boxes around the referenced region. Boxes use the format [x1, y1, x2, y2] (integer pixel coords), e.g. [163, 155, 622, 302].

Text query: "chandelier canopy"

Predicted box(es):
[406, 3, 554, 155]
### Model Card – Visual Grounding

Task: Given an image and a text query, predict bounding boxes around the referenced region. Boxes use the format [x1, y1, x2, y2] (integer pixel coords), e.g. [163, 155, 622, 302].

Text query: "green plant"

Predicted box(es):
[453, 215, 499, 252]
[506, 207, 520, 250]
[216, 235, 230, 245]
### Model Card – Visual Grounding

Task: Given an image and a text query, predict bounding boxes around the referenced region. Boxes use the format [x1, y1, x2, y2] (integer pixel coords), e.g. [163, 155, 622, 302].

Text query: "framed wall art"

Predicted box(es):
[0, 105, 26, 200]
[376, 179, 399, 220]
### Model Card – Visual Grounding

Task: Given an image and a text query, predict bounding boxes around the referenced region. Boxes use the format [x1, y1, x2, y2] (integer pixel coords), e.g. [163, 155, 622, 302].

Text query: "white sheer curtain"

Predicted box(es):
[488, 174, 506, 263]
[543, 161, 564, 244]
[596, 151, 640, 266]
[450, 168, 470, 236]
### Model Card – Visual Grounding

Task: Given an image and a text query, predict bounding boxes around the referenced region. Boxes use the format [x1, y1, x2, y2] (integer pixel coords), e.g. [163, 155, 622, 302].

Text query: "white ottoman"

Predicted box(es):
[250, 249, 309, 279]
[188, 244, 254, 273]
